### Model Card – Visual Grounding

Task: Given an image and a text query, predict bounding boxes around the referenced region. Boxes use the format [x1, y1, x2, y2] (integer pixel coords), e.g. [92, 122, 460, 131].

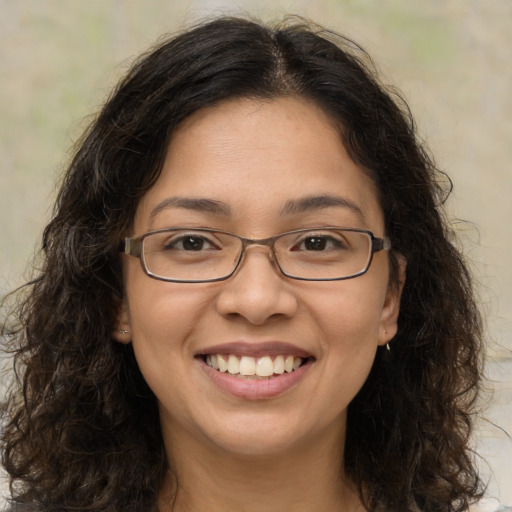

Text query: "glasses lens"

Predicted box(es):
[139, 228, 373, 282]
[275, 229, 372, 280]
[142, 230, 241, 282]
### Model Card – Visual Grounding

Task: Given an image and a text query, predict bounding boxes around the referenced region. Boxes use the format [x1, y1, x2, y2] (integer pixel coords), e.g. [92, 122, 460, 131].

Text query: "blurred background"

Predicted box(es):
[1, 0, 511, 505]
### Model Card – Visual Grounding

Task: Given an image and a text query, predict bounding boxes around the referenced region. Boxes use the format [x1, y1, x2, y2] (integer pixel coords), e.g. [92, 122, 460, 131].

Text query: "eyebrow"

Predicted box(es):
[150, 196, 231, 219]
[281, 194, 364, 219]
[150, 194, 364, 221]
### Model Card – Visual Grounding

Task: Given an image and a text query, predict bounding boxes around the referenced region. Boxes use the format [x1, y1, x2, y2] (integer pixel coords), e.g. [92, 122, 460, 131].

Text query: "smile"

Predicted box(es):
[205, 354, 304, 378]
[198, 343, 314, 399]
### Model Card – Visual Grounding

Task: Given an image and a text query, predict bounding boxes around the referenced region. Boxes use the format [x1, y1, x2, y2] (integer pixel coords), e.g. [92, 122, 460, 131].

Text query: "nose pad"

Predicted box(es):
[233, 243, 279, 278]
[215, 246, 298, 324]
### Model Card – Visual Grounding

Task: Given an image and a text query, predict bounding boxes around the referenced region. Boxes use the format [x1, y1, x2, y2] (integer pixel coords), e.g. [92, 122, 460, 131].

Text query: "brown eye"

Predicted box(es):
[163, 234, 219, 251]
[180, 236, 206, 251]
[292, 235, 346, 252]
[304, 237, 327, 250]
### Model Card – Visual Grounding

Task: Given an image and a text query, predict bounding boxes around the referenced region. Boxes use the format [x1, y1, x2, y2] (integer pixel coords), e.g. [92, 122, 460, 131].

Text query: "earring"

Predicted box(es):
[119, 329, 129, 334]
[384, 330, 391, 352]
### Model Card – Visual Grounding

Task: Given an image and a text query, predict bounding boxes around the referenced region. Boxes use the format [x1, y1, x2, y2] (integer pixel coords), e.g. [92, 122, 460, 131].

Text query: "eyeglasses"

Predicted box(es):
[122, 227, 391, 283]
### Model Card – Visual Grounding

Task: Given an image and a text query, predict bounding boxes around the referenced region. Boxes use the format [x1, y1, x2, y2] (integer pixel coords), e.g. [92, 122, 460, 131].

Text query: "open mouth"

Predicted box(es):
[202, 354, 310, 379]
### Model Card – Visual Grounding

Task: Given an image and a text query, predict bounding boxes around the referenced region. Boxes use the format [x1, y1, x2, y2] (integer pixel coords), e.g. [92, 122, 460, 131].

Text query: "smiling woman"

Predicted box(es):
[114, 97, 401, 467]
[0, 15, 491, 512]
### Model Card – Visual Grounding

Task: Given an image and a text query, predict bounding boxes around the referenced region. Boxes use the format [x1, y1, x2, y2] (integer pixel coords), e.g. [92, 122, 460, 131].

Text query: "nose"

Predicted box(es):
[215, 247, 298, 325]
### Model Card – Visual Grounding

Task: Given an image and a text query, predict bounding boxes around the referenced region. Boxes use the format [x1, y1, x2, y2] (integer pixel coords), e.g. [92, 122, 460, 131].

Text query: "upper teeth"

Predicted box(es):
[206, 354, 303, 377]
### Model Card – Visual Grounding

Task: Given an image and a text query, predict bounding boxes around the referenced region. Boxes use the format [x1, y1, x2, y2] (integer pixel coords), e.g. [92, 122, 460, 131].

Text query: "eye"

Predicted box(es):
[292, 233, 347, 252]
[163, 234, 219, 251]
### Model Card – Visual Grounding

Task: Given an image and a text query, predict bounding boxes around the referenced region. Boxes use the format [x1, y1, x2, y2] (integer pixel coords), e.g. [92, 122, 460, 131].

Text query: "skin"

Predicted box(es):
[114, 97, 404, 512]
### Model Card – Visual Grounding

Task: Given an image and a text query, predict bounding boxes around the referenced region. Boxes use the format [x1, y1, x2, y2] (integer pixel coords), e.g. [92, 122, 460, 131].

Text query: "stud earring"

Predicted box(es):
[119, 329, 129, 334]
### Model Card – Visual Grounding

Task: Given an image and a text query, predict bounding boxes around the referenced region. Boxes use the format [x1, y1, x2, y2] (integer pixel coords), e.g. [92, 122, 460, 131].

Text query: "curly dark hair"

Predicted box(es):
[1, 15, 484, 512]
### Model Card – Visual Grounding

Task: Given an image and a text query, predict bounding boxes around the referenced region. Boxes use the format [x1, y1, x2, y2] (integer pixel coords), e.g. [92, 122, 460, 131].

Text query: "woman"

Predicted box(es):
[0, 15, 497, 512]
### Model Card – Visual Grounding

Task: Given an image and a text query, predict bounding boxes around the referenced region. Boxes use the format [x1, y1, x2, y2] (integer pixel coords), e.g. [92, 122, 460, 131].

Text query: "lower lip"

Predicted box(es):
[199, 359, 313, 400]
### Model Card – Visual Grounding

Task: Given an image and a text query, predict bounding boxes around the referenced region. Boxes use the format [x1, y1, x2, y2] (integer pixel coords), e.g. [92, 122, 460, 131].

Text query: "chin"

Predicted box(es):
[201, 410, 344, 460]
[211, 431, 303, 459]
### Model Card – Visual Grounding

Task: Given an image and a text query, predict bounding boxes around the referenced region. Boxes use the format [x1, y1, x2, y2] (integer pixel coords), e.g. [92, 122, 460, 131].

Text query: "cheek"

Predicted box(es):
[124, 277, 219, 421]
[307, 275, 387, 347]
[317, 292, 381, 377]
[303, 279, 386, 404]
[126, 262, 206, 330]
[124, 268, 214, 372]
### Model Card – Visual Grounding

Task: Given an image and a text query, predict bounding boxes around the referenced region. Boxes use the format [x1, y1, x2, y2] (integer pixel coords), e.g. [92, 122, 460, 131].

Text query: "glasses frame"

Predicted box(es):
[121, 227, 391, 283]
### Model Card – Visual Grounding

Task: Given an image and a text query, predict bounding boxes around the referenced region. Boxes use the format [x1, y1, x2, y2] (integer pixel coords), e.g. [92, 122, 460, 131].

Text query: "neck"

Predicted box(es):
[157, 421, 363, 512]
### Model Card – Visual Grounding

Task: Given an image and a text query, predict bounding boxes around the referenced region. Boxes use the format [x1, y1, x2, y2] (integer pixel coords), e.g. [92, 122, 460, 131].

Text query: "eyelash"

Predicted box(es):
[163, 234, 219, 251]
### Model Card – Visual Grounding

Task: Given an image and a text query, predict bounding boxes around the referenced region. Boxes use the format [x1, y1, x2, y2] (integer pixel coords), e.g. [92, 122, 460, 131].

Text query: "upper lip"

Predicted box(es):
[196, 341, 314, 359]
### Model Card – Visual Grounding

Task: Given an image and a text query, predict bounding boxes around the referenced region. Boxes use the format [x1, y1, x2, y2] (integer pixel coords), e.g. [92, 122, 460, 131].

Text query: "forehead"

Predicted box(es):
[134, 97, 383, 234]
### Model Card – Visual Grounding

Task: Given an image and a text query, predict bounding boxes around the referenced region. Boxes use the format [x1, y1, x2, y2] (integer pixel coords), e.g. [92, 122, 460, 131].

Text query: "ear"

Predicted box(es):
[112, 300, 132, 344]
[378, 254, 406, 346]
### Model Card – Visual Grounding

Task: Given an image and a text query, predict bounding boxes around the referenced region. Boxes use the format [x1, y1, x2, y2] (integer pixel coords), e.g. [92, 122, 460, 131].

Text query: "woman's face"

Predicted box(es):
[116, 97, 403, 458]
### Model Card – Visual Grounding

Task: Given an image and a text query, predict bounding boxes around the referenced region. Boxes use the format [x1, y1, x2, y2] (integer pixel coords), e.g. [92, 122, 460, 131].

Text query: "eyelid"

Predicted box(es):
[160, 231, 218, 249]
[293, 229, 347, 240]
[165, 229, 221, 239]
